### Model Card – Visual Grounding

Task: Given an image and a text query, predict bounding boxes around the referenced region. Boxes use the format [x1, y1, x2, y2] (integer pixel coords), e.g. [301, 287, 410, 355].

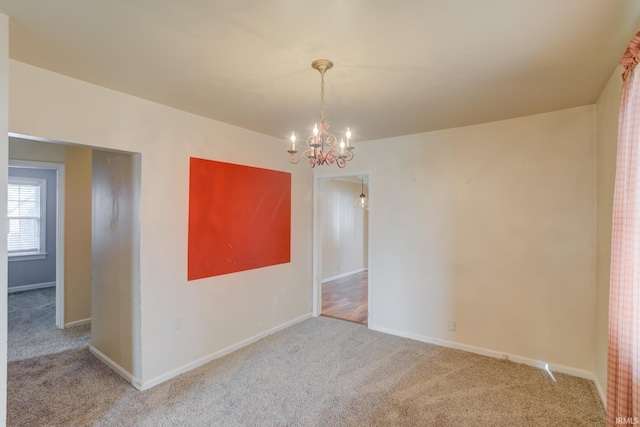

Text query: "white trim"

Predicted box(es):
[64, 317, 91, 328]
[9, 159, 65, 330]
[56, 165, 65, 330]
[9, 133, 70, 147]
[312, 177, 320, 316]
[90, 346, 143, 390]
[130, 153, 142, 381]
[321, 268, 367, 284]
[8, 252, 47, 262]
[594, 374, 606, 409]
[368, 324, 594, 380]
[139, 313, 312, 391]
[7, 281, 55, 293]
[8, 160, 64, 169]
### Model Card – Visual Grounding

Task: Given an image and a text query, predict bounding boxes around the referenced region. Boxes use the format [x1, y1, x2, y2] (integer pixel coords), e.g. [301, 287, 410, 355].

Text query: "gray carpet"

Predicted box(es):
[7, 316, 604, 426]
[8, 287, 91, 361]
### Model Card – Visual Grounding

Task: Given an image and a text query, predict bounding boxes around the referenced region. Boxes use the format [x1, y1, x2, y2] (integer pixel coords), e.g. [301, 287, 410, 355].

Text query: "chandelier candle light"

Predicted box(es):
[288, 59, 354, 168]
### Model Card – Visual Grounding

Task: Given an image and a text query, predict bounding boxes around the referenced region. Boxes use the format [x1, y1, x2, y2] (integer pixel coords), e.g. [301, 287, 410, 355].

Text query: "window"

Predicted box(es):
[7, 177, 46, 258]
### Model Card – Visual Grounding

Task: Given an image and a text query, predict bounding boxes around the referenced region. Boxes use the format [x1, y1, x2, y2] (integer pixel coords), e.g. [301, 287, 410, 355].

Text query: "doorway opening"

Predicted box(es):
[7, 160, 65, 328]
[313, 172, 371, 326]
[6, 159, 84, 362]
[6, 133, 142, 383]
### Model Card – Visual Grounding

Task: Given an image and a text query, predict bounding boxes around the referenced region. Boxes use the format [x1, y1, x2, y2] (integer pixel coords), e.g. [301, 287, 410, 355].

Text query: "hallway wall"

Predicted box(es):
[320, 178, 368, 281]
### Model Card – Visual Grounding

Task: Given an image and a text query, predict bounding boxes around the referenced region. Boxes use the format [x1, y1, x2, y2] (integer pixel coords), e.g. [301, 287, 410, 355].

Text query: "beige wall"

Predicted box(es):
[595, 66, 623, 399]
[64, 145, 92, 324]
[345, 105, 597, 373]
[91, 149, 135, 373]
[8, 138, 93, 325]
[9, 59, 313, 384]
[320, 178, 368, 281]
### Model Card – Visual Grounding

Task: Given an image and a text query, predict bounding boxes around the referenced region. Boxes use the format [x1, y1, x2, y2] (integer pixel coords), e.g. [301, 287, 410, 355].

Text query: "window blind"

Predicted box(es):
[7, 183, 41, 253]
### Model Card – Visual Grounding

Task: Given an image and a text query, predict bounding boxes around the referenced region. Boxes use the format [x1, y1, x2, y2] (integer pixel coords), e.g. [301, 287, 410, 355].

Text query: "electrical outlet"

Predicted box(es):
[448, 321, 456, 332]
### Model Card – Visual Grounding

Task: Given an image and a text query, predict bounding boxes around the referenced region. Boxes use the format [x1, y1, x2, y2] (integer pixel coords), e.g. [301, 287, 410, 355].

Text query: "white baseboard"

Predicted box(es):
[594, 374, 607, 409]
[321, 268, 367, 284]
[90, 346, 143, 390]
[8, 281, 56, 293]
[140, 312, 312, 391]
[65, 317, 91, 328]
[368, 324, 594, 380]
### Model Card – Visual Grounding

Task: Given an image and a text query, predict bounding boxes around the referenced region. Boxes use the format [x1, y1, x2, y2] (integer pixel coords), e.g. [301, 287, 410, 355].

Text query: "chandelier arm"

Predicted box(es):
[323, 132, 338, 148]
[288, 148, 315, 165]
[306, 133, 320, 148]
[288, 154, 303, 164]
[325, 144, 354, 162]
[324, 148, 343, 168]
[341, 150, 355, 162]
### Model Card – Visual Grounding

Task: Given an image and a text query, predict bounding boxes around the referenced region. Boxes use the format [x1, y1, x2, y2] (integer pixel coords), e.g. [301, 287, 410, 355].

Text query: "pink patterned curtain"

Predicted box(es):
[607, 30, 640, 426]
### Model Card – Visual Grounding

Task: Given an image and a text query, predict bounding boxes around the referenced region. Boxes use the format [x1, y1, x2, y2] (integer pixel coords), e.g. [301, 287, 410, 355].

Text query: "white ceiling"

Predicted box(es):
[1, 1, 639, 142]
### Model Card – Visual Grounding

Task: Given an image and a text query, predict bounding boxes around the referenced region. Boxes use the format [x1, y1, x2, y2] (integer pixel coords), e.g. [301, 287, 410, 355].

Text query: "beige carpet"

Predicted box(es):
[8, 317, 604, 426]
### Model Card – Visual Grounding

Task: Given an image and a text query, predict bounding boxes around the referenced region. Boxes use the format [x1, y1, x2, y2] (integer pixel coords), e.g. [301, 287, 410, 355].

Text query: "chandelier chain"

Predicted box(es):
[320, 70, 325, 122]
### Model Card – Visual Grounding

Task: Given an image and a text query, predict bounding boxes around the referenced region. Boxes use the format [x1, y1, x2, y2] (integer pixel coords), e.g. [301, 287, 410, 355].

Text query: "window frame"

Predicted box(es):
[7, 176, 47, 261]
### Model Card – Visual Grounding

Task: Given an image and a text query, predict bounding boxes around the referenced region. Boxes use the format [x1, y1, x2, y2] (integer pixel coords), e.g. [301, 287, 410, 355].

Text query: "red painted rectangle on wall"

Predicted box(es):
[188, 158, 291, 280]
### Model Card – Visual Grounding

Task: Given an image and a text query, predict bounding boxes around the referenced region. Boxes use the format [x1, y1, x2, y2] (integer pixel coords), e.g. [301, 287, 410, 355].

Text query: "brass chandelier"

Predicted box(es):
[288, 59, 354, 168]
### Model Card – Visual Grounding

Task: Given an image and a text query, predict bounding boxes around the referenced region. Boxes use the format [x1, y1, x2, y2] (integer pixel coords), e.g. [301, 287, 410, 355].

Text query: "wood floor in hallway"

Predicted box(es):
[321, 270, 368, 325]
